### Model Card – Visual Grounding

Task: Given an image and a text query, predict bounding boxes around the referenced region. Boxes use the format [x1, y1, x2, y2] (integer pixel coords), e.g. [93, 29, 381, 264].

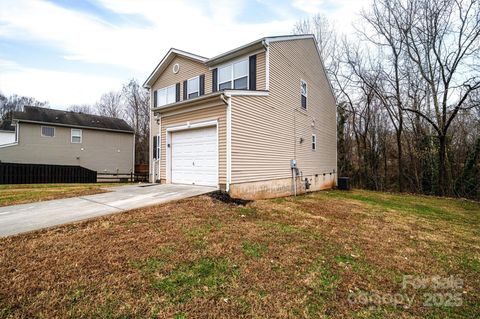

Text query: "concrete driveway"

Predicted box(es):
[0, 184, 216, 237]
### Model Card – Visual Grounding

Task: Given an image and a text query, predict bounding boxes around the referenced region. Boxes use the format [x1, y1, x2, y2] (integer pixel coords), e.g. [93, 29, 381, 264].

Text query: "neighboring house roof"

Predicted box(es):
[143, 34, 317, 88]
[0, 120, 15, 132]
[12, 106, 134, 133]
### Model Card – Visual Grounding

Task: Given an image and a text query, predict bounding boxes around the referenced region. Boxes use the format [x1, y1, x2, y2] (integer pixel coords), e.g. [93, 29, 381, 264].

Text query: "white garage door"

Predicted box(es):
[171, 126, 217, 187]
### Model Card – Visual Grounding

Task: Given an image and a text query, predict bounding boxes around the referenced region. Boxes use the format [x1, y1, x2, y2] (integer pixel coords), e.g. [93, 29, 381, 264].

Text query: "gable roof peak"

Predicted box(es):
[143, 34, 318, 89]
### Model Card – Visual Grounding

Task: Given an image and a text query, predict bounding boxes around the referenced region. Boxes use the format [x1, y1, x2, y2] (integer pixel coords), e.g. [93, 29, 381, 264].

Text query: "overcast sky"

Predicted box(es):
[0, 0, 370, 108]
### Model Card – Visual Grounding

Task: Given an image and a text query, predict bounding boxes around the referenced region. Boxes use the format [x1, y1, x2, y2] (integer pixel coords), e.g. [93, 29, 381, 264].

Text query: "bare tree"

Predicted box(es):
[95, 91, 123, 118]
[293, 0, 480, 199]
[67, 104, 95, 114]
[395, 0, 480, 195]
[359, 0, 408, 191]
[122, 79, 150, 165]
[0, 93, 48, 120]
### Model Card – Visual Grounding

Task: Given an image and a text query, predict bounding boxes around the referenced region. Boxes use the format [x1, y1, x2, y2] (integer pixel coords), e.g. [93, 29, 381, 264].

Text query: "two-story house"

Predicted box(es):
[0, 106, 135, 175]
[144, 34, 337, 199]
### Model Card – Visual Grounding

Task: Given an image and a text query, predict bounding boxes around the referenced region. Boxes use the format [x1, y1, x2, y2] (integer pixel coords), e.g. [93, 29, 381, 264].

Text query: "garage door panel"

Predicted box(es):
[171, 126, 218, 187]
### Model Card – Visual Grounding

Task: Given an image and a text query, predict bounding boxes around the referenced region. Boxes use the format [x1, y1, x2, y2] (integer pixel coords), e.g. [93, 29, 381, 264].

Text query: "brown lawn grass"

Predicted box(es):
[0, 183, 130, 207]
[0, 189, 479, 318]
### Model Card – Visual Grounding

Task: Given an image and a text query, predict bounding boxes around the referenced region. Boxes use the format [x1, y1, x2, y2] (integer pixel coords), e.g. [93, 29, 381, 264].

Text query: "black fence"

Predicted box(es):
[0, 162, 97, 184]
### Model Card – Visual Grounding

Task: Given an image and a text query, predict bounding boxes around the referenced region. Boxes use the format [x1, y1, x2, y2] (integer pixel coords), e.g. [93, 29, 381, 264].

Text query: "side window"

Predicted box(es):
[157, 85, 176, 106]
[187, 76, 199, 99]
[218, 65, 232, 90]
[312, 134, 316, 150]
[301, 80, 307, 109]
[233, 59, 248, 89]
[41, 126, 55, 137]
[71, 129, 82, 143]
[218, 59, 249, 90]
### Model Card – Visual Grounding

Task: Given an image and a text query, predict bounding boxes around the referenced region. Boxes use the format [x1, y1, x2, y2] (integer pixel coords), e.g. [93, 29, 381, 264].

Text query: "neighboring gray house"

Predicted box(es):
[144, 34, 337, 199]
[0, 106, 135, 174]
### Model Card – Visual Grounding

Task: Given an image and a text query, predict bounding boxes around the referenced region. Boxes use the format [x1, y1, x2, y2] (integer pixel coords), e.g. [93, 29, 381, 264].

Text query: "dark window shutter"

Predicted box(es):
[199, 74, 205, 96]
[249, 55, 257, 90]
[183, 80, 187, 100]
[301, 95, 307, 109]
[153, 136, 158, 159]
[153, 90, 157, 107]
[175, 83, 180, 102]
[212, 68, 218, 92]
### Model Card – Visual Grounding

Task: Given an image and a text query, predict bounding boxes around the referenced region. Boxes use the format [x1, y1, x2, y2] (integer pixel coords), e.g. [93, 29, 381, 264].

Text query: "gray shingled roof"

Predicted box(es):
[0, 120, 15, 131]
[12, 106, 134, 133]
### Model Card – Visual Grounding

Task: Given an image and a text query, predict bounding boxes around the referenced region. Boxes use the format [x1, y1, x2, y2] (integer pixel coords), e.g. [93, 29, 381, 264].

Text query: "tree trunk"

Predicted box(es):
[438, 134, 447, 196]
[396, 125, 404, 192]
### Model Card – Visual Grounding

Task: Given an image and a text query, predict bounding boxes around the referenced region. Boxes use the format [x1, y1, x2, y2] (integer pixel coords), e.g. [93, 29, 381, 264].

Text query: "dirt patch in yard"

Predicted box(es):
[0, 189, 479, 318]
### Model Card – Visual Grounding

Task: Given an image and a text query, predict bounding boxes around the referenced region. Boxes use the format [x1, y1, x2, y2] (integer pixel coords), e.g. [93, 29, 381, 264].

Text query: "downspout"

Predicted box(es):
[263, 40, 270, 91]
[155, 113, 161, 183]
[221, 93, 232, 193]
[293, 104, 297, 196]
[148, 88, 152, 183]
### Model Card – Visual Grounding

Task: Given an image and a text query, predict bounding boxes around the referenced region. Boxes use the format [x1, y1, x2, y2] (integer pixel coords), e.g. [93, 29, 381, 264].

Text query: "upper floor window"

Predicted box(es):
[218, 59, 248, 90]
[312, 134, 316, 150]
[301, 80, 307, 109]
[157, 85, 176, 106]
[187, 76, 199, 99]
[71, 129, 82, 143]
[41, 126, 55, 137]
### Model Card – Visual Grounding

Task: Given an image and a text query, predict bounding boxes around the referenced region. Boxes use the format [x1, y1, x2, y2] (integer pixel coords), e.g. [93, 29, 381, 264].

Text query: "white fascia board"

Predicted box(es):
[223, 90, 269, 97]
[264, 34, 315, 44]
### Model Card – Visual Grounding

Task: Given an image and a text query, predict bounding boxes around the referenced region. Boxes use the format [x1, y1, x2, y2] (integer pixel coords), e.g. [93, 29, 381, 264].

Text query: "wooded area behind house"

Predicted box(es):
[295, 0, 480, 199]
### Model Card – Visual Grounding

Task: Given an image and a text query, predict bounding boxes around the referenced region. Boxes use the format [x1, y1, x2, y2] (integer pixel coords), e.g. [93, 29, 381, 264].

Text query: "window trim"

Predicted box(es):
[71, 128, 82, 144]
[312, 134, 316, 151]
[157, 84, 177, 106]
[301, 79, 308, 110]
[41, 126, 55, 138]
[187, 76, 200, 99]
[217, 57, 249, 91]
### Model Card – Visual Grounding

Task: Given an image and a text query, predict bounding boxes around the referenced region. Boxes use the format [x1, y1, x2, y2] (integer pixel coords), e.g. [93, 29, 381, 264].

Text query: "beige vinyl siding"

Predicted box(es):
[256, 51, 266, 90]
[159, 103, 227, 184]
[151, 56, 212, 105]
[0, 123, 134, 173]
[230, 38, 336, 183]
[231, 95, 293, 183]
